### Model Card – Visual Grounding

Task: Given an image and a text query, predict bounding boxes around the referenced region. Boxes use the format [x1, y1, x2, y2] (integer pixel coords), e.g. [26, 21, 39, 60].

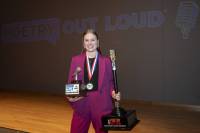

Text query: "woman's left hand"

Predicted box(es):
[66, 96, 84, 102]
[112, 90, 121, 101]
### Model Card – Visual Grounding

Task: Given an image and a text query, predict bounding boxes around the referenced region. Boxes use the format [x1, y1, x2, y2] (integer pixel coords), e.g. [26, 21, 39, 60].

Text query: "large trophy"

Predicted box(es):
[65, 67, 86, 97]
[101, 49, 139, 130]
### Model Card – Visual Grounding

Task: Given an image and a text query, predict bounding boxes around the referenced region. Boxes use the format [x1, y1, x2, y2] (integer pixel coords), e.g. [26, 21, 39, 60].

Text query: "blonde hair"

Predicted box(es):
[82, 29, 99, 40]
[82, 29, 101, 54]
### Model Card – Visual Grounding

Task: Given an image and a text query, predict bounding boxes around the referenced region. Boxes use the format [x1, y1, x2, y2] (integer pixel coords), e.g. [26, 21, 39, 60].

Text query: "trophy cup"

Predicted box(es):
[65, 67, 86, 97]
[101, 49, 139, 130]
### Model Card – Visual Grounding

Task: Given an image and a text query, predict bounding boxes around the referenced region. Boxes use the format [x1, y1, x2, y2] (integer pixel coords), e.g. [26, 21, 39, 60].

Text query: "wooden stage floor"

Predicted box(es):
[0, 90, 200, 133]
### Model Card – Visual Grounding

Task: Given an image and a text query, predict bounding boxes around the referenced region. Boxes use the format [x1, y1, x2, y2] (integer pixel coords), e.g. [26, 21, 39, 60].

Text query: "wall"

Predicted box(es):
[0, 0, 200, 105]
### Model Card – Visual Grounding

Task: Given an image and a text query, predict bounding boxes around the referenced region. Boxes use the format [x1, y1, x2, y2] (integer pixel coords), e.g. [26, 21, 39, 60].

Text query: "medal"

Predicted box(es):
[86, 52, 98, 90]
[86, 52, 98, 80]
[86, 83, 93, 90]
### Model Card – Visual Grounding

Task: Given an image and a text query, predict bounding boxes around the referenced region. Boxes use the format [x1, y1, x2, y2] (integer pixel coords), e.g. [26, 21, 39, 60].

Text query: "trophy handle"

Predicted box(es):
[110, 49, 119, 93]
[110, 49, 121, 116]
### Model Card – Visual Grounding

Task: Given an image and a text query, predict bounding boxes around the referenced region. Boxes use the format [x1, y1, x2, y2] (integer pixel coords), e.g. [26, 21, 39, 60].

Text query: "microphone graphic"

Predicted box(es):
[175, 1, 199, 39]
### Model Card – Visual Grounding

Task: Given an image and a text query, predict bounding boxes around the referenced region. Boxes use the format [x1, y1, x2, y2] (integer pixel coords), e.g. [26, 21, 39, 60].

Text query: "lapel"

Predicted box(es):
[98, 54, 105, 89]
[77, 53, 86, 82]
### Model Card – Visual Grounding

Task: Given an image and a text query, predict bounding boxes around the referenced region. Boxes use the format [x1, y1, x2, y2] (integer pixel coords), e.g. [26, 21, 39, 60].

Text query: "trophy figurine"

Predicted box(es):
[101, 49, 139, 130]
[65, 67, 86, 97]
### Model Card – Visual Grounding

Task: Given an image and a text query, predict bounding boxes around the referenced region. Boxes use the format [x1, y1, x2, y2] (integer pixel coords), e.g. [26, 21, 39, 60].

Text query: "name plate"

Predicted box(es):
[65, 84, 80, 95]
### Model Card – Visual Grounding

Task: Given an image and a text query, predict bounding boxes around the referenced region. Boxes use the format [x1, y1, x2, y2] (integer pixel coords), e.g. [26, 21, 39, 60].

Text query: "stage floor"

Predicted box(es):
[0, 90, 200, 133]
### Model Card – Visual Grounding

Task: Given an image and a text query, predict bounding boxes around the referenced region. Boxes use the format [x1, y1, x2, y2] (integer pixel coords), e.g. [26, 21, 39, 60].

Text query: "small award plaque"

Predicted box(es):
[65, 80, 86, 97]
[65, 83, 80, 95]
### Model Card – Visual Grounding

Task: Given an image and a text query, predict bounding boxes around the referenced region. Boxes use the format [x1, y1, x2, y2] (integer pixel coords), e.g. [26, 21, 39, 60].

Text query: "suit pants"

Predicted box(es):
[70, 111, 108, 133]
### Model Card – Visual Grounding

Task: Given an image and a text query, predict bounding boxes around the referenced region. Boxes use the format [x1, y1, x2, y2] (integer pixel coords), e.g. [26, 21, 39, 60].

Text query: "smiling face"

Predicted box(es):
[83, 32, 99, 53]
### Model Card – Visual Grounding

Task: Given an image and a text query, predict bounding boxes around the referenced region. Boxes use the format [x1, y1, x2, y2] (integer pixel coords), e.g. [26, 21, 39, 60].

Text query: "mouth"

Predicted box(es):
[87, 45, 94, 49]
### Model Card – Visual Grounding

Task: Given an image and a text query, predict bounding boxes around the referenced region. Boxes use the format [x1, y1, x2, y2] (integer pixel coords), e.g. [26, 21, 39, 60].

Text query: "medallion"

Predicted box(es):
[86, 83, 93, 90]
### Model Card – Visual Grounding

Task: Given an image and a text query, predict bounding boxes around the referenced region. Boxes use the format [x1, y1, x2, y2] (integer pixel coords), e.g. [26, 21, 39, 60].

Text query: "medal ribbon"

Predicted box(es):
[86, 52, 98, 80]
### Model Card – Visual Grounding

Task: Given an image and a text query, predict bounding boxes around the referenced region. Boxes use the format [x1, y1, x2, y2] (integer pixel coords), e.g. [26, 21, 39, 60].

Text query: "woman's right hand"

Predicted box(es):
[67, 96, 84, 102]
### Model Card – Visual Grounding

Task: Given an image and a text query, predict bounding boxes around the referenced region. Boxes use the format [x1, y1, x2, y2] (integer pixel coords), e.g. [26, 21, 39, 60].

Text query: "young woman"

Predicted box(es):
[67, 29, 120, 133]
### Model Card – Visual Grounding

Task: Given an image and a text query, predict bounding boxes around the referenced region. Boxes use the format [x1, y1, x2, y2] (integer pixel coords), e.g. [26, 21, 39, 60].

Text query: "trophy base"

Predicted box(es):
[102, 108, 139, 130]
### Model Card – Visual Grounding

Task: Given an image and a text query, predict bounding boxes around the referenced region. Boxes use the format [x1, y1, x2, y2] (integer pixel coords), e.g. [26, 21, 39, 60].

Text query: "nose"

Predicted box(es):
[87, 41, 93, 45]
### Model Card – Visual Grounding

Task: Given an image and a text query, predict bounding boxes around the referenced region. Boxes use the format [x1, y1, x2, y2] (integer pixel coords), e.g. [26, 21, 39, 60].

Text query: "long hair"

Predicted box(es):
[82, 29, 102, 54]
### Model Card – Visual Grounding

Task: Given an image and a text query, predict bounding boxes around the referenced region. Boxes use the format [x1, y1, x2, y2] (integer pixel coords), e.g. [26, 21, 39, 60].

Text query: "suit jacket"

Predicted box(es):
[67, 52, 114, 117]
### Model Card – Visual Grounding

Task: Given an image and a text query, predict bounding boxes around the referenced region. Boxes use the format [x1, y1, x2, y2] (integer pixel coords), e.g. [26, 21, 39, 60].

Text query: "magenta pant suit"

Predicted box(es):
[67, 52, 114, 133]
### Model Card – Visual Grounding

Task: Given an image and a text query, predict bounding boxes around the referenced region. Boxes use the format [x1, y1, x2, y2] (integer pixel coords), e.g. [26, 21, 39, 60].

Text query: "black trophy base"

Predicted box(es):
[102, 107, 139, 130]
